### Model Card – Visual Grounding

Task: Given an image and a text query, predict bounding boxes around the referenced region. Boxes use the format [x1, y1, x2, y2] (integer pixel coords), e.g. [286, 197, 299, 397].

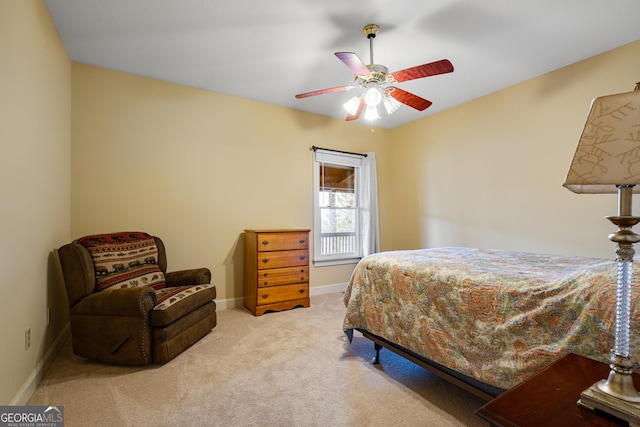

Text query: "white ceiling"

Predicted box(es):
[44, 0, 640, 129]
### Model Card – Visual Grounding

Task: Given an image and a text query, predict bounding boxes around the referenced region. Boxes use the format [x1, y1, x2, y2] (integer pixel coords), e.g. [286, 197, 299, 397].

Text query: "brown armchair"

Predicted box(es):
[58, 231, 217, 365]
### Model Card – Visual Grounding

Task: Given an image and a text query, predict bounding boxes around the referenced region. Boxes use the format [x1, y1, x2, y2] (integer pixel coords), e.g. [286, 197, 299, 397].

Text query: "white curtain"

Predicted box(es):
[360, 152, 380, 257]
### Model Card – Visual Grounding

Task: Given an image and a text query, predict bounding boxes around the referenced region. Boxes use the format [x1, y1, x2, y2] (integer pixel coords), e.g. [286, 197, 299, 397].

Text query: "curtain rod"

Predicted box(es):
[311, 146, 368, 157]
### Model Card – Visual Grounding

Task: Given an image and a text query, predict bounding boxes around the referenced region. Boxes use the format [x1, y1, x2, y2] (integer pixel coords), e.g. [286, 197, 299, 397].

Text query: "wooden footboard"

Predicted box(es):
[359, 330, 504, 401]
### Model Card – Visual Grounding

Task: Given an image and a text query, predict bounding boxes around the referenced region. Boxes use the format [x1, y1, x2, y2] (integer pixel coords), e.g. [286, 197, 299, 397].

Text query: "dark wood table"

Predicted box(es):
[476, 353, 637, 426]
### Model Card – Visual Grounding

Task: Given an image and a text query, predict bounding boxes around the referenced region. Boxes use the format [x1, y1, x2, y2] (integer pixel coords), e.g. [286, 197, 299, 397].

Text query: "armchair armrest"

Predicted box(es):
[71, 287, 157, 317]
[165, 268, 211, 287]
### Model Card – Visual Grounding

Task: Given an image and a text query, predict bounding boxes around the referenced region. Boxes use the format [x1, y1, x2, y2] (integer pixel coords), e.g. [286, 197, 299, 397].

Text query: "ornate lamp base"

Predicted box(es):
[579, 379, 640, 426]
[577, 186, 640, 426]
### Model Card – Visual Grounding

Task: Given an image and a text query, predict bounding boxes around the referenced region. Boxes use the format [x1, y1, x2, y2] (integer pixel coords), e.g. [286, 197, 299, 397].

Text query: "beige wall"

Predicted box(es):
[71, 63, 394, 303]
[0, 1, 71, 405]
[5, 0, 640, 407]
[391, 39, 640, 259]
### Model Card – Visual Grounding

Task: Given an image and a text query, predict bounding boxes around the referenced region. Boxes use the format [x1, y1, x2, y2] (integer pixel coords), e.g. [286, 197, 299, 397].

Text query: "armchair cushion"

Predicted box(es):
[77, 232, 166, 291]
[151, 283, 216, 326]
[165, 268, 211, 287]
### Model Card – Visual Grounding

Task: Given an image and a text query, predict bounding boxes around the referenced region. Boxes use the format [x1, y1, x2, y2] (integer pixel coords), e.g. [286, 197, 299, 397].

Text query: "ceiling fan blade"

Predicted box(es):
[345, 98, 365, 121]
[295, 85, 353, 99]
[387, 87, 432, 111]
[387, 59, 454, 83]
[335, 52, 372, 77]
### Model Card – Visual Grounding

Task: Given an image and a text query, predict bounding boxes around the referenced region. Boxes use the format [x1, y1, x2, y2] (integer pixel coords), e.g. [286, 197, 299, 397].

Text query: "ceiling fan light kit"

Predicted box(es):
[364, 87, 382, 106]
[295, 24, 454, 123]
[343, 96, 362, 116]
[383, 94, 402, 115]
[364, 104, 381, 121]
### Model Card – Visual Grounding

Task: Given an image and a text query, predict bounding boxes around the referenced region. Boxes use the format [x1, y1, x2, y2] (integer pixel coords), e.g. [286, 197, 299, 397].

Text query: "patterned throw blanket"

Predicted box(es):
[76, 231, 214, 319]
[77, 231, 166, 291]
[343, 247, 640, 390]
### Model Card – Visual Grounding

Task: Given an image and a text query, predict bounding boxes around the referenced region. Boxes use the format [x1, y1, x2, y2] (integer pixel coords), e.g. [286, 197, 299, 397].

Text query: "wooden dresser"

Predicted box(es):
[244, 229, 311, 316]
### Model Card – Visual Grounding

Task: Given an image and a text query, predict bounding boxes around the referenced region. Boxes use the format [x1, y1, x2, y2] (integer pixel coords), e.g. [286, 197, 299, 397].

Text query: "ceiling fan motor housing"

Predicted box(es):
[355, 64, 388, 85]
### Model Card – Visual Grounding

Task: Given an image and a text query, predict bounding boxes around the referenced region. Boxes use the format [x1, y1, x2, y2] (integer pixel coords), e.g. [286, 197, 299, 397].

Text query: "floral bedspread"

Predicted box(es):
[343, 247, 640, 390]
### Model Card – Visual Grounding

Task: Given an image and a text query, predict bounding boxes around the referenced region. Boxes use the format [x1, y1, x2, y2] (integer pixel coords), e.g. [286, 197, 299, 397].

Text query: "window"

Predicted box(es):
[313, 149, 379, 266]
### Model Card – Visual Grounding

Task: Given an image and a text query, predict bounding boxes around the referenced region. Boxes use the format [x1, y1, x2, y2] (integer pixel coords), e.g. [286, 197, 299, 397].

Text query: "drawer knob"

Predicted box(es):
[262, 240, 269, 246]
[299, 239, 305, 244]
[299, 256, 305, 260]
[264, 281, 268, 285]
[261, 293, 269, 299]
[299, 289, 305, 294]
[262, 258, 269, 264]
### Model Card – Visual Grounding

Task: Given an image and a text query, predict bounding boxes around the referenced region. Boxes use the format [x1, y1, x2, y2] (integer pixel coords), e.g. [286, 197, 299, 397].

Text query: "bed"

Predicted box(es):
[343, 247, 640, 400]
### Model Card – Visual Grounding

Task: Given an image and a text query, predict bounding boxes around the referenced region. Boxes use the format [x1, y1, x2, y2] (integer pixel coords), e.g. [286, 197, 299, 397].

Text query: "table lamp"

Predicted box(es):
[564, 83, 640, 425]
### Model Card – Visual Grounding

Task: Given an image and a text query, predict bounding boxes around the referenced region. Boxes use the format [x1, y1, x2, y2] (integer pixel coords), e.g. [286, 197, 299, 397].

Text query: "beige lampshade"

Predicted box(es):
[564, 89, 640, 194]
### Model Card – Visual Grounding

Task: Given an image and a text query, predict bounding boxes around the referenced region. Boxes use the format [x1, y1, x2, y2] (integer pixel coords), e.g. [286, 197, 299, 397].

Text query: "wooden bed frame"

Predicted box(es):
[359, 329, 505, 401]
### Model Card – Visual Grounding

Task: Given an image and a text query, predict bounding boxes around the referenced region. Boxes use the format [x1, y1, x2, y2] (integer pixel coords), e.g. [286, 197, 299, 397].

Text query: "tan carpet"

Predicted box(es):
[28, 292, 488, 426]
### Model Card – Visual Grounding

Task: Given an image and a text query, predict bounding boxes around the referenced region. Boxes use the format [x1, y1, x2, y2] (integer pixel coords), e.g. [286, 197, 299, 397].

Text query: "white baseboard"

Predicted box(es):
[215, 296, 244, 310]
[215, 282, 348, 311]
[310, 282, 348, 295]
[11, 323, 71, 405]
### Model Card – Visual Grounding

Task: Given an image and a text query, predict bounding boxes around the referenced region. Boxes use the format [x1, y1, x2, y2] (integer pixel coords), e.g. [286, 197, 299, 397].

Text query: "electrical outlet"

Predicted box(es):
[25, 328, 31, 351]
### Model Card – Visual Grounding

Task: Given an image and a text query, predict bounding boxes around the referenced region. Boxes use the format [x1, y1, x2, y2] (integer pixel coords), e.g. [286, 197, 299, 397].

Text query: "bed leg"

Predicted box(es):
[373, 343, 381, 364]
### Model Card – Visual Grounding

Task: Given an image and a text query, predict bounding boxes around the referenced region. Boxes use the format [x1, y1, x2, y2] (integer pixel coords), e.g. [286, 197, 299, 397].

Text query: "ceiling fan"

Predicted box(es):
[295, 24, 454, 122]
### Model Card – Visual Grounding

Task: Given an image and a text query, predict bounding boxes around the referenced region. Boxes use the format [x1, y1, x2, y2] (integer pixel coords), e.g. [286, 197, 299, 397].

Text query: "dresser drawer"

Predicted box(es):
[257, 266, 308, 288]
[256, 283, 309, 305]
[257, 249, 308, 269]
[256, 232, 309, 252]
